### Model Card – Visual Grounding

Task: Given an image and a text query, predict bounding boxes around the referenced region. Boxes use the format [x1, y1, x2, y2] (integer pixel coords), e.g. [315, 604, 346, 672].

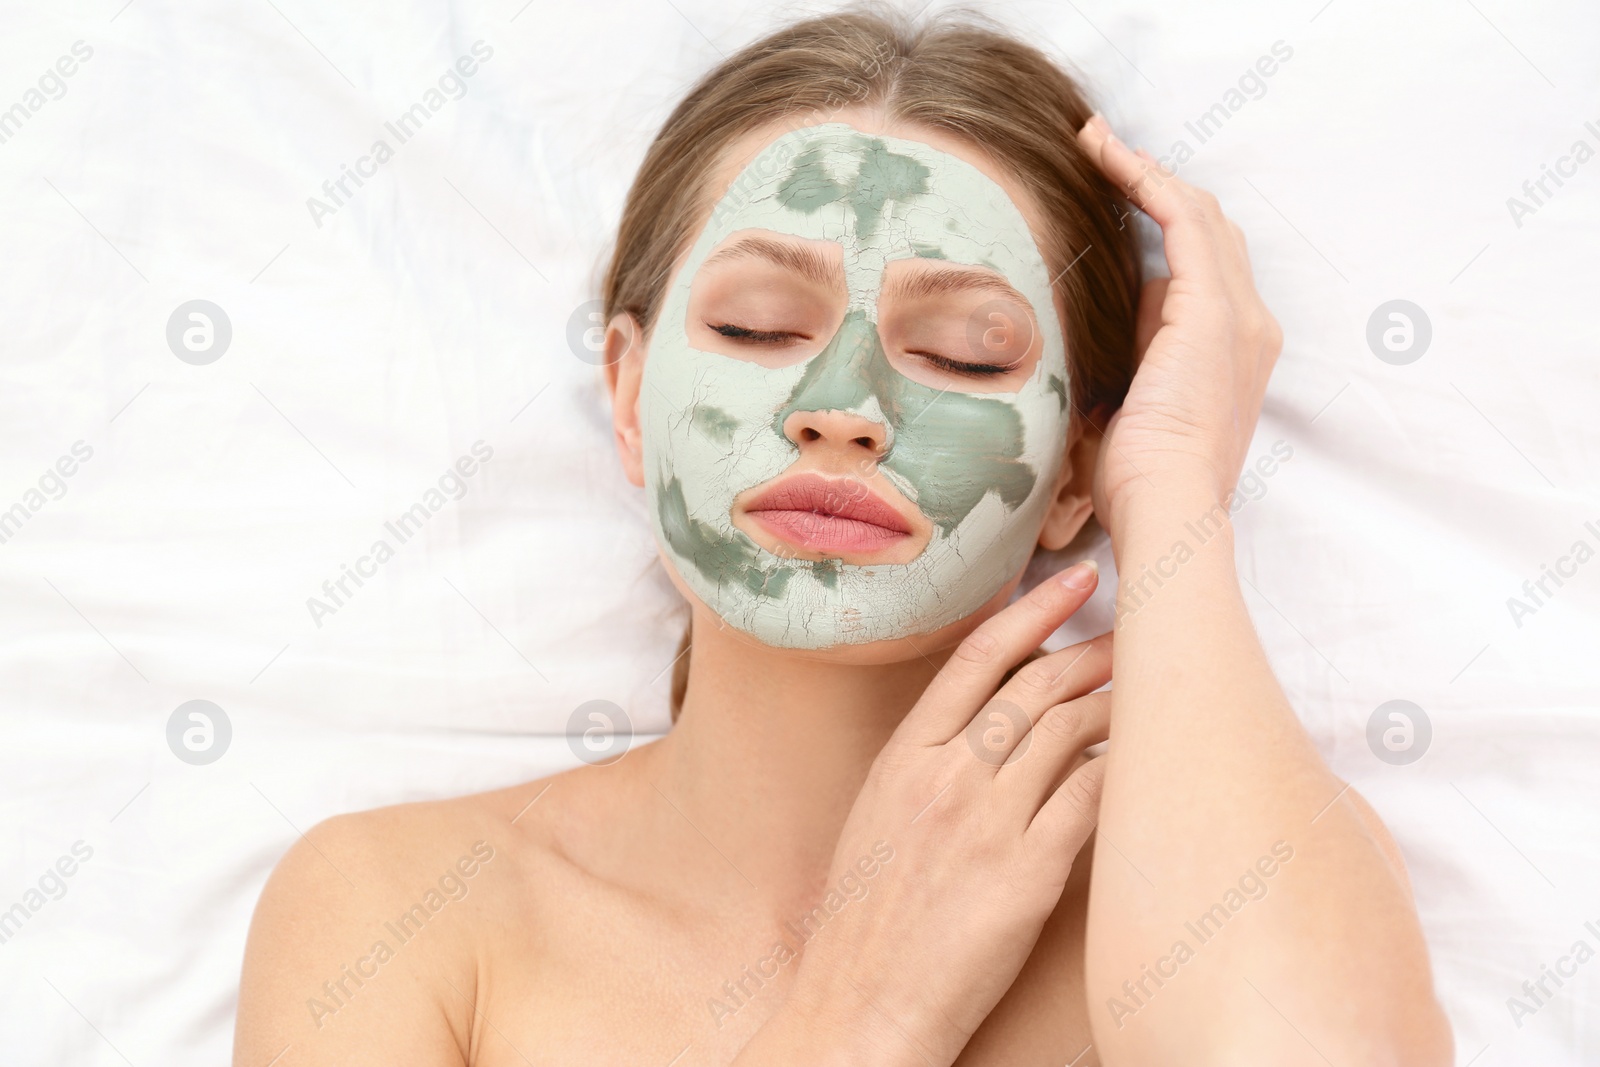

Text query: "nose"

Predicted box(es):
[781, 408, 890, 459]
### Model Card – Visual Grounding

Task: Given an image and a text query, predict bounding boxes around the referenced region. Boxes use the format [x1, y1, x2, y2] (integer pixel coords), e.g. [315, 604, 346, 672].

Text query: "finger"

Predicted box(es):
[1001, 691, 1112, 813]
[1081, 117, 1269, 366]
[1215, 218, 1261, 307]
[1076, 116, 1188, 225]
[1025, 754, 1107, 882]
[1076, 117, 1226, 287]
[1133, 146, 1173, 180]
[897, 560, 1100, 747]
[957, 632, 1113, 762]
[997, 631, 1112, 713]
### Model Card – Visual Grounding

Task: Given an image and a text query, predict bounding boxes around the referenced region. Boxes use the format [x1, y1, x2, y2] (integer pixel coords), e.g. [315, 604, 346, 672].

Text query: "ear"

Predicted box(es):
[1038, 416, 1101, 551]
[603, 312, 647, 488]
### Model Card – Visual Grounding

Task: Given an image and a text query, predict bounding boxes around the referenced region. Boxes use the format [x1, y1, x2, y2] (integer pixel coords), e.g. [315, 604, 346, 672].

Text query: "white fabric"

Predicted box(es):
[0, 1, 1594, 1063]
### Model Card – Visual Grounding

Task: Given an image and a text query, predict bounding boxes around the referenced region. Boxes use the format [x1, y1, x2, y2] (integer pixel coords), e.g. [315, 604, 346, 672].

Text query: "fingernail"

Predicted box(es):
[1059, 559, 1099, 589]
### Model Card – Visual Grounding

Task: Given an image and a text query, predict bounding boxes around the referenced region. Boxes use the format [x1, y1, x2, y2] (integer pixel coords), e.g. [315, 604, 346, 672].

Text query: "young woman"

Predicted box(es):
[235, 9, 1453, 1065]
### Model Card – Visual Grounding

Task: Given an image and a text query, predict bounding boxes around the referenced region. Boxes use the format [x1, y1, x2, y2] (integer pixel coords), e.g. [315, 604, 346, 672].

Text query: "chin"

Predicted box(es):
[656, 547, 1024, 667]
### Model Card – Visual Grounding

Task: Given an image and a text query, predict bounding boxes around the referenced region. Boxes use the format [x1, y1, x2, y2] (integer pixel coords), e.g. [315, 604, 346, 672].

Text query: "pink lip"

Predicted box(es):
[744, 472, 913, 555]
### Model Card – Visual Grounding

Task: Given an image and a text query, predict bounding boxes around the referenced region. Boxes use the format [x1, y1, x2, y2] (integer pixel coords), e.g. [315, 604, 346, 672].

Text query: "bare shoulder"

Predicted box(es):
[232, 773, 573, 1067]
[1344, 784, 1415, 898]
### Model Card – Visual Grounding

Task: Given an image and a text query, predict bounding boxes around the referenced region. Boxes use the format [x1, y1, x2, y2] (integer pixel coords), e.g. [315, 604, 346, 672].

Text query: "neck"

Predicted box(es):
[641, 605, 944, 911]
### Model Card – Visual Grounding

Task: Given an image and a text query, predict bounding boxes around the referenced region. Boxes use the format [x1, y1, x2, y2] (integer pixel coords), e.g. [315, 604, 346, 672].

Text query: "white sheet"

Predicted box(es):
[1, 1, 1595, 1063]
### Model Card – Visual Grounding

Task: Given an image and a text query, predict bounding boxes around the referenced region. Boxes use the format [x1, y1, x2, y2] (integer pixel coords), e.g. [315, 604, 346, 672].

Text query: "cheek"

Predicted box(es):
[881, 391, 1038, 534]
[641, 335, 804, 498]
[689, 403, 743, 447]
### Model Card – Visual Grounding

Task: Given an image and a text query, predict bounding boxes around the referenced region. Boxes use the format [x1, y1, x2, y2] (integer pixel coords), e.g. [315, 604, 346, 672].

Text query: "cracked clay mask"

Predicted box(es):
[639, 122, 1070, 649]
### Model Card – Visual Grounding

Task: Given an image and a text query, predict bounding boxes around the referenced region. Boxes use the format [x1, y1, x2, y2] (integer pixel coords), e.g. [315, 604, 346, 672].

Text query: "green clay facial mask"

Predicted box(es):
[640, 122, 1070, 648]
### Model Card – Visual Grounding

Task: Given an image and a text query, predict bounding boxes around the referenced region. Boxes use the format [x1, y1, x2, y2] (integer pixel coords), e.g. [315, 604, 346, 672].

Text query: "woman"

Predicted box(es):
[234, 8, 1453, 1064]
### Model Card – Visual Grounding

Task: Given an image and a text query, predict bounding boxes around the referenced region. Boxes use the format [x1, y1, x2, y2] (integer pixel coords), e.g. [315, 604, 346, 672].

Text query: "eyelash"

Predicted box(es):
[708, 323, 1018, 378]
[912, 351, 1021, 377]
[710, 323, 800, 344]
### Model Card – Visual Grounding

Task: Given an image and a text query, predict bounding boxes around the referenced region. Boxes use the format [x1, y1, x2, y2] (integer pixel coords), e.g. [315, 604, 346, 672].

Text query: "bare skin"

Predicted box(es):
[233, 109, 1452, 1067]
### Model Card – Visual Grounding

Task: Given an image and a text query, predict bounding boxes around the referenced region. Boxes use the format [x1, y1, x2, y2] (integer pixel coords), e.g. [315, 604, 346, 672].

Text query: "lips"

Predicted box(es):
[743, 472, 913, 555]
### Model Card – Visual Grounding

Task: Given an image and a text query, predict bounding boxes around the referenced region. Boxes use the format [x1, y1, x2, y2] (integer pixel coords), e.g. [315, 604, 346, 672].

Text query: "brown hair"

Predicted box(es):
[601, 5, 1140, 720]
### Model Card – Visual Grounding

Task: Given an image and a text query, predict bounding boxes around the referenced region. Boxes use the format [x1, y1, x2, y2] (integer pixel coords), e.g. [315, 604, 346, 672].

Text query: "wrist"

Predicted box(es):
[1104, 490, 1247, 633]
[1106, 475, 1233, 552]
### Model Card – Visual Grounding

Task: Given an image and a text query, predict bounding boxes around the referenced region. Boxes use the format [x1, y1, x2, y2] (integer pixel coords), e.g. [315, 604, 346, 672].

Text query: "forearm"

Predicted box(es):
[1086, 484, 1449, 1064]
[729, 984, 941, 1067]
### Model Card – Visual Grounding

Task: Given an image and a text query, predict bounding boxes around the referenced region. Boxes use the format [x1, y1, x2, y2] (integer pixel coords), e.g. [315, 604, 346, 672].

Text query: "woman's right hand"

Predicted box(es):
[776, 561, 1112, 1066]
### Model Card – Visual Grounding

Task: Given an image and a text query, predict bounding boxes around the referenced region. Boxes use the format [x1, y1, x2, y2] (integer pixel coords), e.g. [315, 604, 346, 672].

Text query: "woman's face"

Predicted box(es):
[631, 115, 1074, 651]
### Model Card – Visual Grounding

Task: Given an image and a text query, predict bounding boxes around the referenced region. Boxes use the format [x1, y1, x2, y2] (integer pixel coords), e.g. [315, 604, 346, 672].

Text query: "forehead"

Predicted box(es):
[706, 113, 1051, 247]
[686, 120, 1061, 342]
[700, 120, 1051, 272]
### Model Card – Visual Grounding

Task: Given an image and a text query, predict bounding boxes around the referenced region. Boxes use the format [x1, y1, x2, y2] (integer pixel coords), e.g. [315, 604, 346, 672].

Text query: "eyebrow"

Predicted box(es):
[700, 235, 1032, 308]
[701, 236, 841, 290]
[881, 264, 1030, 307]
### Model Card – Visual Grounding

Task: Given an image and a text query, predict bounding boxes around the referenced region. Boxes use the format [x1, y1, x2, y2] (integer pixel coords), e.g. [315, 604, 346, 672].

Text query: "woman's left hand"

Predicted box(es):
[1072, 115, 1454, 1067]
[1075, 114, 1283, 537]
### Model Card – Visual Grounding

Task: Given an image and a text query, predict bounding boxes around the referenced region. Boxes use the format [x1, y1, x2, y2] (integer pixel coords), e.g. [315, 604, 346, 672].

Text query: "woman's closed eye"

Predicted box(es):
[708, 322, 808, 345]
[910, 351, 1024, 378]
[711, 322, 1019, 379]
